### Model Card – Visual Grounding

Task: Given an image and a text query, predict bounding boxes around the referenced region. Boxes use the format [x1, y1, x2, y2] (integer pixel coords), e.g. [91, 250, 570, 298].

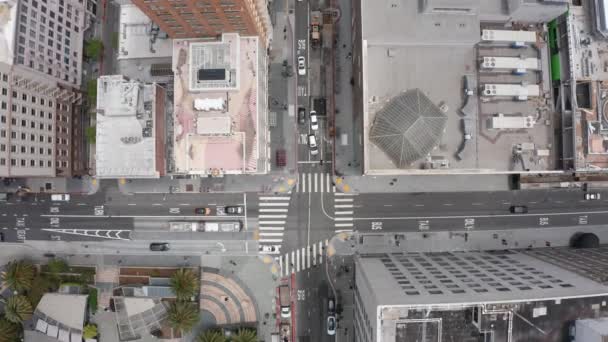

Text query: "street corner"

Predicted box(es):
[259, 254, 282, 281]
[332, 175, 357, 194]
[328, 231, 356, 257]
[270, 175, 298, 194]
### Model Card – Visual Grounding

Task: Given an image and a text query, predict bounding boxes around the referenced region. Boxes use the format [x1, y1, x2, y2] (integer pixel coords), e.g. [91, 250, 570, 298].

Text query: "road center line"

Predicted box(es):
[353, 208, 608, 221]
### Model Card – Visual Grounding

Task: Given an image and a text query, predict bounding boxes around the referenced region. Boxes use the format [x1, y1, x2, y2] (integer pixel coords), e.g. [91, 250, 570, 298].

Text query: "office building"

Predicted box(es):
[354, 246, 608, 342]
[131, 0, 271, 45]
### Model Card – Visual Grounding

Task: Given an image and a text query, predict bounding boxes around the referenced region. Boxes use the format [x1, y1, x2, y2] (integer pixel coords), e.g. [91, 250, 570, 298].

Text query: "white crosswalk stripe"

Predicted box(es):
[295, 173, 335, 193]
[257, 194, 291, 255]
[333, 193, 357, 231]
[278, 239, 329, 276]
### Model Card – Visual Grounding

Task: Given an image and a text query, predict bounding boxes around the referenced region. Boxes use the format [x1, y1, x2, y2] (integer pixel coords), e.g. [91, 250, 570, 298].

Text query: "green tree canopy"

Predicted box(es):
[197, 329, 226, 342]
[0, 316, 20, 341]
[167, 301, 199, 334]
[84, 39, 103, 60]
[169, 268, 199, 301]
[2, 295, 33, 324]
[47, 258, 69, 274]
[83, 324, 98, 339]
[3, 260, 35, 293]
[231, 328, 257, 342]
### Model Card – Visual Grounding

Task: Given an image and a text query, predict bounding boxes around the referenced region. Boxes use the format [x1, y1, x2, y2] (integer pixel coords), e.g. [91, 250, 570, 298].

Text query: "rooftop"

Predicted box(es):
[359, 0, 565, 174]
[28, 293, 88, 342]
[118, 4, 173, 60]
[95, 75, 166, 178]
[172, 33, 267, 175]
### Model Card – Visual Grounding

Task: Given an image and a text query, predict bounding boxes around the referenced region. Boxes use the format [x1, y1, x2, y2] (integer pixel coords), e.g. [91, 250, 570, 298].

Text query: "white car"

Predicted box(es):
[327, 315, 336, 335]
[310, 110, 318, 131]
[308, 134, 319, 156]
[585, 193, 601, 200]
[297, 56, 306, 76]
[51, 194, 70, 202]
[259, 245, 280, 254]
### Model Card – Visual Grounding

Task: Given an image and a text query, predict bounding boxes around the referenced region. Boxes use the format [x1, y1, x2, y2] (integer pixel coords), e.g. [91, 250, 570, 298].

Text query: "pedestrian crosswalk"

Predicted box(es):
[334, 193, 355, 232]
[294, 173, 335, 193]
[257, 195, 291, 255]
[278, 239, 329, 276]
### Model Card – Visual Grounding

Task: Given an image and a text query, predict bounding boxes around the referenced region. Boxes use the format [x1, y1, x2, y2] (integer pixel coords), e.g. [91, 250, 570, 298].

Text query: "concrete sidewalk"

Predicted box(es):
[333, 173, 512, 193]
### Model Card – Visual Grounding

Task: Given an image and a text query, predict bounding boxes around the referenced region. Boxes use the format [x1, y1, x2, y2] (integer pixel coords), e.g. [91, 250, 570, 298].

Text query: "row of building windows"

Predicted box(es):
[0, 144, 53, 155]
[1, 89, 55, 109]
[0, 158, 55, 168]
[0, 129, 53, 143]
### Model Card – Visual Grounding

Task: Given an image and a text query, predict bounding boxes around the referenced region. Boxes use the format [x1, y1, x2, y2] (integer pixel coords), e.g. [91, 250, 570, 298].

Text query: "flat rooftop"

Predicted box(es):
[361, 0, 560, 174]
[172, 33, 266, 175]
[118, 4, 173, 60]
[96, 75, 165, 178]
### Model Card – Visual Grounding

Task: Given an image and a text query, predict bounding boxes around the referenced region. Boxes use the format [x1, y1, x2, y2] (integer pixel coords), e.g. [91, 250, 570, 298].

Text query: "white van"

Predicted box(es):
[308, 134, 319, 155]
[51, 194, 70, 201]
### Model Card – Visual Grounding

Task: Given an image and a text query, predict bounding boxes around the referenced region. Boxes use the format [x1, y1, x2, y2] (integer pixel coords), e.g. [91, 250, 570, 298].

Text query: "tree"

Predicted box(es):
[86, 79, 97, 105]
[169, 269, 199, 301]
[85, 126, 96, 144]
[1, 295, 33, 324]
[3, 260, 35, 293]
[0, 316, 20, 341]
[231, 328, 257, 342]
[83, 324, 98, 339]
[47, 258, 69, 274]
[197, 329, 226, 342]
[84, 39, 103, 60]
[166, 301, 199, 334]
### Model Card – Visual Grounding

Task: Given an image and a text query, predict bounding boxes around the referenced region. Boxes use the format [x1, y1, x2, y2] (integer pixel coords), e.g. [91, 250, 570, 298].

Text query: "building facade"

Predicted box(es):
[131, 0, 271, 45]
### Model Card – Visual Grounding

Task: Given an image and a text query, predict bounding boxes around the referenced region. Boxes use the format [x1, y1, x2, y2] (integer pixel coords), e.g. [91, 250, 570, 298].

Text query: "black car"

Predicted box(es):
[297, 107, 306, 124]
[0, 232, 4, 242]
[509, 205, 528, 214]
[149, 242, 170, 251]
[225, 206, 244, 215]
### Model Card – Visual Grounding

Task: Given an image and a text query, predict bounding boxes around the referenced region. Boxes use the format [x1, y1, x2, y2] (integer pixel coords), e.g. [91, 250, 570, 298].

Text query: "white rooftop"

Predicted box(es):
[36, 293, 88, 331]
[118, 4, 173, 60]
[96, 75, 161, 178]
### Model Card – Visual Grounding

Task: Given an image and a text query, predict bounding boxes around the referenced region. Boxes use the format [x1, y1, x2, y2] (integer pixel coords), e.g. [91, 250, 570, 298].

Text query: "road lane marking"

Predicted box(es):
[259, 220, 286, 225]
[259, 202, 290, 207]
[308, 173, 312, 193]
[334, 192, 356, 196]
[313, 243, 317, 266]
[335, 217, 353, 221]
[77, 203, 86, 206]
[327, 175, 331, 193]
[260, 238, 283, 243]
[383, 204, 393, 207]
[259, 208, 289, 212]
[334, 198, 354, 202]
[259, 215, 288, 218]
[335, 204, 354, 208]
[259, 196, 291, 201]
[179, 203, 190, 206]
[472, 203, 483, 206]
[314, 173, 318, 192]
[296, 249, 300, 272]
[306, 246, 311, 269]
[443, 203, 453, 206]
[259, 232, 284, 236]
[335, 223, 354, 227]
[335, 211, 353, 215]
[354, 208, 608, 221]
[415, 204, 424, 207]
[152, 203, 162, 206]
[259, 227, 285, 231]
[320, 174, 324, 193]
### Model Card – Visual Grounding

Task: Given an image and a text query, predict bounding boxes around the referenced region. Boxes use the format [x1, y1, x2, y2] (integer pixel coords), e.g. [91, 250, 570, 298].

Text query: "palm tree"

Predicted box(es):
[231, 328, 257, 342]
[1, 295, 33, 324]
[167, 301, 199, 334]
[0, 316, 20, 341]
[169, 269, 199, 301]
[2, 260, 35, 293]
[197, 329, 226, 342]
[83, 324, 98, 339]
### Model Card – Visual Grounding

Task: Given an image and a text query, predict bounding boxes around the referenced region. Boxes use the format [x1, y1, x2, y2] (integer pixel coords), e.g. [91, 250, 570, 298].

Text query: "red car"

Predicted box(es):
[194, 208, 211, 215]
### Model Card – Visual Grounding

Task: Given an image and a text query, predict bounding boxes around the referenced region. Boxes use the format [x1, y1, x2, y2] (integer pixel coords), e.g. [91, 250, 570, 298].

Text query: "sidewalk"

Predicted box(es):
[333, 173, 512, 193]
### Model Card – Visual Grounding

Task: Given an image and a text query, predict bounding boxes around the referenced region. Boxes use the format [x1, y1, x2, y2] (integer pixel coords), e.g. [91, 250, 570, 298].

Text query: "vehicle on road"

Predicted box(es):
[585, 193, 601, 200]
[0, 232, 4, 242]
[276, 149, 287, 167]
[51, 194, 70, 201]
[149, 242, 170, 251]
[297, 107, 306, 124]
[169, 221, 242, 232]
[259, 245, 279, 253]
[327, 315, 336, 335]
[194, 207, 211, 215]
[225, 206, 244, 215]
[310, 110, 318, 130]
[328, 298, 335, 314]
[0, 193, 7, 201]
[279, 285, 291, 319]
[509, 205, 528, 214]
[297, 56, 306, 76]
[308, 134, 318, 156]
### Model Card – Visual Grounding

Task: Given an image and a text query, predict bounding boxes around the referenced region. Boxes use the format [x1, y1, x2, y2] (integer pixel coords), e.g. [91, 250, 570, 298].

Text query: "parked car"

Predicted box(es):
[310, 110, 319, 131]
[0, 232, 4, 242]
[149, 242, 170, 251]
[276, 149, 287, 167]
[259, 245, 279, 253]
[328, 298, 335, 314]
[297, 56, 306, 76]
[585, 193, 601, 200]
[327, 315, 336, 335]
[51, 194, 70, 202]
[308, 134, 319, 156]
[225, 206, 244, 215]
[297, 107, 306, 124]
[509, 205, 528, 214]
[194, 207, 211, 215]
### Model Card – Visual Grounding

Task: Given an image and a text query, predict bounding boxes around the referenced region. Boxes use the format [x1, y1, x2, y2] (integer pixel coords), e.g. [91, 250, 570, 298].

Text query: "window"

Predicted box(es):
[39, 160, 43, 167]
[20, 146, 25, 153]
[10, 159, 14, 166]
[21, 93, 26, 101]
[39, 135, 43, 142]
[40, 98, 45, 106]
[18, 36, 25, 45]
[10, 144, 15, 152]
[47, 160, 51, 167]
[0, 116, 4, 123]
[47, 136, 51, 143]
[39, 147, 43, 154]
[30, 108, 35, 116]
[30, 134, 34, 141]
[30, 121, 34, 128]
[0, 130, 4, 138]
[10, 132, 15, 139]
[47, 148, 51, 155]
[20, 119, 26, 127]
[39, 111, 44, 118]
[1, 102, 6, 110]
[0, 144, 4, 152]
[39, 123, 43, 129]
[30, 147, 34, 154]
[0, 158, 4, 166]
[21, 106, 26, 114]
[10, 118, 15, 125]
[1, 88, 6, 96]
[12, 91, 16, 98]
[30, 160, 35, 167]
[20, 159, 25, 166]
[47, 113, 52, 119]
[20, 133, 25, 140]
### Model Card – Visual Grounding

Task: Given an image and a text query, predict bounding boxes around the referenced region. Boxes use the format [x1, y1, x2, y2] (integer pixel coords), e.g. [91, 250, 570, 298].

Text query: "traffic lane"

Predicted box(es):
[105, 192, 246, 207]
[295, 267, 329, 342]
[352, 210, 601, 232]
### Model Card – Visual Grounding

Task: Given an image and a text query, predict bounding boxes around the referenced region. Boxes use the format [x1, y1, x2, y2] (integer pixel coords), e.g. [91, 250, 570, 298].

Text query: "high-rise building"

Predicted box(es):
[0, 0, 87, 177]
[130, 0, 271, 45]
[354, 247, 608, 342]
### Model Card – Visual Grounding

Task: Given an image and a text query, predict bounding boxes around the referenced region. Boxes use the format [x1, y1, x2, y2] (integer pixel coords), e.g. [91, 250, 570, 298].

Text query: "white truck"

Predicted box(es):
[169, 221, 242, 232]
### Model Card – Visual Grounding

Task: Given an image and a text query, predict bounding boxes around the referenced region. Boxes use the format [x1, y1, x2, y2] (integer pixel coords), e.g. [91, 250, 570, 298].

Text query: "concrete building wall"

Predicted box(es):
[131, 0, 271, 46]
[506, 0, 568, 23]
[14, 0, 86, 87]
